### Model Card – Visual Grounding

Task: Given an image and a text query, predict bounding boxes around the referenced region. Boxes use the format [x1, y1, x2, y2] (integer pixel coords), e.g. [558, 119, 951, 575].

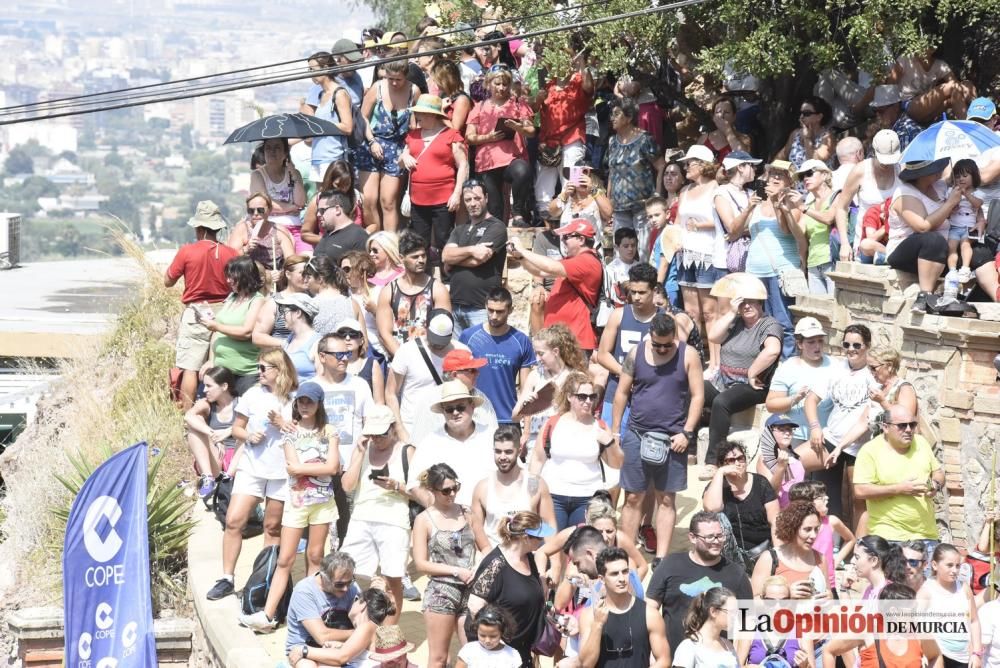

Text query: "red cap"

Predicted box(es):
[553, 218, 596, 238]
[442, 349, 488, 372]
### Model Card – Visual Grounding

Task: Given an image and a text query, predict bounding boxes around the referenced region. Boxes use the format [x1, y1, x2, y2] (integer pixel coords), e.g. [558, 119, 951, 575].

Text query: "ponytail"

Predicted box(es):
[682, 587, 733, 641]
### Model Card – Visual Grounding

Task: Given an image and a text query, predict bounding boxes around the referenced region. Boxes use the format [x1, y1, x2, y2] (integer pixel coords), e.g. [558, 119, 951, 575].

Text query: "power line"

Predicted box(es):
[0, 0, 621, 118]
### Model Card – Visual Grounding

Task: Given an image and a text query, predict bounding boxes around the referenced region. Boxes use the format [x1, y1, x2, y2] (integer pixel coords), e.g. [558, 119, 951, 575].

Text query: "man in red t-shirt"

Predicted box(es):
[508, 218, 603, 350]
[164, 200, 239, 409]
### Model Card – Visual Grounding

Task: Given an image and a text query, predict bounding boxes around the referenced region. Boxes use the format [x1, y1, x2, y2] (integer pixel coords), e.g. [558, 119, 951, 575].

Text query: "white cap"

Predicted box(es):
[871, 130, 902, 166]
[677, 144, 715, 164]
[794, 316, 826, 339]
[796, 159, 832, 175]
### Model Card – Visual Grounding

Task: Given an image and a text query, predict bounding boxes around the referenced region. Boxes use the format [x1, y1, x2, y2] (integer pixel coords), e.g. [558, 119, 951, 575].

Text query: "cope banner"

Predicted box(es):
[63, 442, 157, 667]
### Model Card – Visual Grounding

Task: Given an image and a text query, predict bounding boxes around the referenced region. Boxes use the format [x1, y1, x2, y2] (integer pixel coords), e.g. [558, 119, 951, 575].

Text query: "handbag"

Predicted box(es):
[638, 430, 671, 465]
[758, 205, 809, 299]
[538, 143, 562, 168]
[734, 502, 770, 575]
[726, 236, 751, 273]
[532, 607, 563, 657]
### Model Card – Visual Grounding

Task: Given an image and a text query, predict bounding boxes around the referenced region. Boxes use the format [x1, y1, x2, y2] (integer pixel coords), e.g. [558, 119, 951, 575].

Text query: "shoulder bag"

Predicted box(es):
[638, 429, 672, 465]
[724, 189, 751, 273]
[759, 215, 809, 299]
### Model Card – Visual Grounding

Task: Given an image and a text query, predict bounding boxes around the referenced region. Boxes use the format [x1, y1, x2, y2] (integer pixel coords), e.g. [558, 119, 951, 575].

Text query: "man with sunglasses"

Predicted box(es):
[645, 511, 752, 655]
[853, 404, 944, 562]
[578, 547, 670, 668]
[508, 218, 603, 352]
[313, 190, 370, 265]
[285, 551, 362, 656]
[613, 313, 703, 571]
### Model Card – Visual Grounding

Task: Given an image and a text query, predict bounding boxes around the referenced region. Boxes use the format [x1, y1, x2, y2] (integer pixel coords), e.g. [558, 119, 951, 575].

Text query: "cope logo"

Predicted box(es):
[78, 632, 93, 660]
[83, 496, 124, 564]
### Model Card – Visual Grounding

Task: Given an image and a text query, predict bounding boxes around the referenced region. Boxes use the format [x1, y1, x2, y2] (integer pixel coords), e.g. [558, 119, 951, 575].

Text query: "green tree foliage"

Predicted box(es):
[357, 0, 426, 34]
[4, 147, 34, 176]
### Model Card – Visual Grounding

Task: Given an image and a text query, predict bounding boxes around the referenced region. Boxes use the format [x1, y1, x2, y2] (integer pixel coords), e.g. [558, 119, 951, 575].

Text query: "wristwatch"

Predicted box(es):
[682, 430, 695, 444]
[301, 645, 310, 659]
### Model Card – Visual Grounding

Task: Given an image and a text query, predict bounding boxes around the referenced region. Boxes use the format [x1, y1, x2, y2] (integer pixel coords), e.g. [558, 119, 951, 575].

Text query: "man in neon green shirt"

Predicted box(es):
[853, 405, 943, 550]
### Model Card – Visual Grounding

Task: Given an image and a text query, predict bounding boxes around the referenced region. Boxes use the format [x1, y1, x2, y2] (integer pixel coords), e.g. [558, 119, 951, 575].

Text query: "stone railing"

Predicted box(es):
[790, 262, 1000, 548]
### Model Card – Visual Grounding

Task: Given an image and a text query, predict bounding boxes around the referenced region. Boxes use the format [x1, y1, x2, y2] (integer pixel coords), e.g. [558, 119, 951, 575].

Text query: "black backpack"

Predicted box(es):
[209, 476, 264, 539]
[240, 545, 292, 623]
[333, 86, 368, 150]
[565, 248, 605, 330]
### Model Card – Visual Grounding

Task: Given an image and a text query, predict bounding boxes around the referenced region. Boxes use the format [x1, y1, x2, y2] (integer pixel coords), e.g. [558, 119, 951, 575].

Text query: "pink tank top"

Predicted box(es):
[813, 516, 836, 589]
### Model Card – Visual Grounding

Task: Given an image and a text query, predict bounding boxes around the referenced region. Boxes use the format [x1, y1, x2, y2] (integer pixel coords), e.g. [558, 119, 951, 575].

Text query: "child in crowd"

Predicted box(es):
[788, 480, 856, 593]
[456, 605, 522, 668]
[597, 227, 638, 327]
[648, 195, 682, 308]
[946, 158, 986, 282]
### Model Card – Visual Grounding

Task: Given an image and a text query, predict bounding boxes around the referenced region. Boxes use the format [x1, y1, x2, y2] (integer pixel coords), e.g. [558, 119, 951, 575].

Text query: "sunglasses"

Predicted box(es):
[868, 363, 885, 372]
[565, 233, 586, 241]
[798, 170, 815, 179]
[572, 392, 598, 402]
[905, 558, 924, 568]
[842, 341, 864, 350]
[799, 110, 819, 117]
[891, 421, 918, 431]
[488, 63, 510, 73]
[723, 455, 747, 464]
[330, 579, 353, 589]
[247, 207, 267, 215]
[258, 364, 276, 373]
[436, 483, 461, 495]
[319, 350, 353, 361]
[441, 402, 469, 414]
[334, 331, 363, 341]
[449, 530, 464, 555]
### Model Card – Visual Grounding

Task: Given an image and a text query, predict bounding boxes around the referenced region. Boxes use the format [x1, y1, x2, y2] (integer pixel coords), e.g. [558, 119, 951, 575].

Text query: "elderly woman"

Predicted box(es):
[795, 159, 843, 294]
[887, 157, 961, 313]
[399, 94, 469, 269]
[607, 98, 665, 235]
[547, 164, 612, 235]
[464, 511, 552, 667]
[465, 65, 536, 226]
[310, 53, 355, 191]
[675, 144, 723, 374]
[528, 370, 624, 529]
[696, 95, 752, 162]
[250, 138, 307, 253]
[701, 288, 783, 480]
[727, 160, 805, 359]
[751, 501, 831, 599]
[775, 95, 835, 169]
[357, 60, 421, 233]
[227, 192, 296, 281]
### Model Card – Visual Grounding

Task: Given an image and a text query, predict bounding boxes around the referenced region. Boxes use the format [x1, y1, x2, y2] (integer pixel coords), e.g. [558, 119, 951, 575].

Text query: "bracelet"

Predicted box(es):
[809, 421, 821, 429]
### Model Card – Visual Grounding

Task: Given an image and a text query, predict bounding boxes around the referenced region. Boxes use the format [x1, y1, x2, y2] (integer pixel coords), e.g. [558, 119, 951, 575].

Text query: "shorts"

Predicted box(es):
[678, 262, 725, 289]
[422, 578, 468, 616]
[619, 428, 688, 493]
[338, 519, 410, 578]
[282, 497, 338, 529]
[232, 470, 288, 502]
[353, 137, 405, 177]
[948, 226, 971, 242]
[857, 251, 887, 265]
[175, 306, 213, 370]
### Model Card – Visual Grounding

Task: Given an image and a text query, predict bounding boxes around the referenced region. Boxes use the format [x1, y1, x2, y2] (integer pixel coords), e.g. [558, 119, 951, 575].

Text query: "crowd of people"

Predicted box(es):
[161, 18, 1000, 668]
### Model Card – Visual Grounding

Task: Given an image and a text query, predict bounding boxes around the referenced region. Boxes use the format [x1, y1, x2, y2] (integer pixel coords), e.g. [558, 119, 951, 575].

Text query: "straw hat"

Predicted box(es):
[368, 625, 414, 663]
[408, 94, 448, 117]
[430, 380, 485, 413]
[709, 272, 768, 300]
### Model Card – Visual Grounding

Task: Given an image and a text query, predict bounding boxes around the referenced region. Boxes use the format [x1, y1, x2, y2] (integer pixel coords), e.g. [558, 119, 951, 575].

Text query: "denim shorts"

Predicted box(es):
[948, 226, 971, 242]
[678, 262, 725, 289]
[857, 251, 888, 265]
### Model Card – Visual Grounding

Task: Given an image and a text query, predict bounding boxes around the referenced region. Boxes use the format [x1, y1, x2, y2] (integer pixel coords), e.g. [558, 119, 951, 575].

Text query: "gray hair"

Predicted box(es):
[836, 136, 863, 161]
[319, 551, 356, 580]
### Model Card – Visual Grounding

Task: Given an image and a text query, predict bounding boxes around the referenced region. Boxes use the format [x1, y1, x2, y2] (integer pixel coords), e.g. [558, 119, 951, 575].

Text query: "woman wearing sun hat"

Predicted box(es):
[399, 94, 469, 270]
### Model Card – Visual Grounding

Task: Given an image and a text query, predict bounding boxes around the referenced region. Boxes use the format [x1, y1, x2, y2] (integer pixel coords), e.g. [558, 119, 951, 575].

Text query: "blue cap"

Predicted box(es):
[967, 97, 997, 121]
[766, 413, 799, 429]
[296, 381, 325, 404]
[524, 522, 556, 539]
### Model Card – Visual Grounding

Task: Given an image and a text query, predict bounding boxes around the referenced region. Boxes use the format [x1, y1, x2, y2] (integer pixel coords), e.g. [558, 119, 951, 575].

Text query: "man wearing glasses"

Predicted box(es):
[853, 404, 944, 563]
[578, 547, 670, 668]
[313, 190, 370, 265]
[285, 551, 362, 658]
[645, 511, 751, 655]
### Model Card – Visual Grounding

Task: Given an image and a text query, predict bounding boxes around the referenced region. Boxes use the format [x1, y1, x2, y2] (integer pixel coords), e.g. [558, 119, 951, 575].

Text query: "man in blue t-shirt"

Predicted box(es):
[459, 287, 536, 424]
[282, 551, 360, 650]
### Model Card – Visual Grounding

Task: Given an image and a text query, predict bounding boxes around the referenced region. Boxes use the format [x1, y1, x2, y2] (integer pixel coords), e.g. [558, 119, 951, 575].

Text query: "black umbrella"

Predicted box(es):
[223, 113, 343, 144]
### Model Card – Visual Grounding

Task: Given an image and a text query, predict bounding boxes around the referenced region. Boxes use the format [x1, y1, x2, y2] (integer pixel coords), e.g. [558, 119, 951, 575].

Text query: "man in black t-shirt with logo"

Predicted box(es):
[442, 180, 507, 337]
[645, 511, 752, 654]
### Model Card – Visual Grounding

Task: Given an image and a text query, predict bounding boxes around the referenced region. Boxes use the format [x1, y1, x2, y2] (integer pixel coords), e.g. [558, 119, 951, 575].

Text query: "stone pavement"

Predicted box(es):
[188, 464, 710, 667]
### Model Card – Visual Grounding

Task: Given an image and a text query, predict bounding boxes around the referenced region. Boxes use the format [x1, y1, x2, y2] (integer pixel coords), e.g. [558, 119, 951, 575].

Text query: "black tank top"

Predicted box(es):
[598, 598, 652, 668]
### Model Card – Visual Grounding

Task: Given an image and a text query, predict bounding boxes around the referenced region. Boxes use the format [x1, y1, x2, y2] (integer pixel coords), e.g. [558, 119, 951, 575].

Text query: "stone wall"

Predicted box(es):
[790, 262, 1000, 549]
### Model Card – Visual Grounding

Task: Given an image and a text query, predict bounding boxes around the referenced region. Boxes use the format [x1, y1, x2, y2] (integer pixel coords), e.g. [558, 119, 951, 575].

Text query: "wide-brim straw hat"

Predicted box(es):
[430, 380, 485, 414]
[368, 625, 415, 662]
[409, 94, 448, 117]
[710, 272, 768, 300]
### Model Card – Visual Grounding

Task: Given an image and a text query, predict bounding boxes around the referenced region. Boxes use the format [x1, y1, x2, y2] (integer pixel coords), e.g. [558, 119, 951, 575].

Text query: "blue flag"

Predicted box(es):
[63, 442, 157, 667]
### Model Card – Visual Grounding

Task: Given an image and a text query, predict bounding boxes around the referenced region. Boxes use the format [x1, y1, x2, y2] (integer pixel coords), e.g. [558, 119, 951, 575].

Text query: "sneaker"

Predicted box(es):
[197, 475, 217, 499]
[650, 557, 662, 572]
[238, 610, 277, 633]
[957, 267, 973, 283]
[637, 525, 657, 554]
[911, 291, 929, 314]
[206, 577, 234, 601]
[402, 574, 421, 601]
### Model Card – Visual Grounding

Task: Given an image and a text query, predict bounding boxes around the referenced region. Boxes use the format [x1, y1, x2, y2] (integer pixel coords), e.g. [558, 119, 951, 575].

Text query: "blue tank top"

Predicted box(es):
[604, 306, 660, 401]
[628, 340, 689, 433]
[284, 332, 321, 381]
[746, 209, 800, 278]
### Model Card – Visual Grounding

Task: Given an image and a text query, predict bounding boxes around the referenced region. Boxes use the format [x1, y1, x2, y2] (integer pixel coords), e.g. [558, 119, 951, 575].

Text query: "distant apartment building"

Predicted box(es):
[192, 90, 258, 145]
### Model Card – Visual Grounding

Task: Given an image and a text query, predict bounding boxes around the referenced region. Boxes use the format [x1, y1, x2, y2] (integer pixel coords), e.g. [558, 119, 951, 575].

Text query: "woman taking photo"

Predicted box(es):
[249, 138, 308, 253]
[795, 159, 841, 294]
[432, 59, 472, 135]
[465, 65, 536, 226]
[228, 193, 296, 283]
[303, 255, 366, 339]
[696, 95, 752, 162]
[206, 347, 298, 601]
[703, 442, 779, 573]
[398, 94, 469, 269]
[675, 144, 722, 374]
[917, 544, 983, 668]
[713, 151, 761, 275]
[301, 160, 364, 244]
[238, 381, 339, 633]
[252, 254, 310, 349]
[547, 164, 613, 236]
[607, 98, 666, 237]
[198, 256, 267, 396]
[528, 370, 624, 529]
[185, 366, 238, 499]
[671, 587, 739, 667]
[775, 95, 835, 170]
[751, 500, 831, 599]
[465, 511, 552, 668]
[356, 60, 421, 233]
[412, 463, 478, 668]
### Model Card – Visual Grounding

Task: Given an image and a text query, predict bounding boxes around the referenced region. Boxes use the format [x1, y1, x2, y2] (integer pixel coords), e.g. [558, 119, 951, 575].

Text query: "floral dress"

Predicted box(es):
[608, 131, 659, 214]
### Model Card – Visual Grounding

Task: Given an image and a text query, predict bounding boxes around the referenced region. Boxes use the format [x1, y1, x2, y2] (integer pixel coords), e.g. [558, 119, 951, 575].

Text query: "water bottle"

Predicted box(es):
[959, 561, 973, 587]
[940, 269, 960, 305]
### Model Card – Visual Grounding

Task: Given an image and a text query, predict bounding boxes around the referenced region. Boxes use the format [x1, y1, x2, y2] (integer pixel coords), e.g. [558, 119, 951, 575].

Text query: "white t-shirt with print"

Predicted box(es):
[313, 374, 374, 467]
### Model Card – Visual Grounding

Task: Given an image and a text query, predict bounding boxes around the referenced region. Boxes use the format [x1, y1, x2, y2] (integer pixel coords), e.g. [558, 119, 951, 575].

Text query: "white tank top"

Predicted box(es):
[678, 182, 718, 257]
[484, 472, 533, 548]
[855, 159, 899, 247]
[886, 181, 949, 257]
[895, 56, 953, 100]
[255, 165, 301, 229]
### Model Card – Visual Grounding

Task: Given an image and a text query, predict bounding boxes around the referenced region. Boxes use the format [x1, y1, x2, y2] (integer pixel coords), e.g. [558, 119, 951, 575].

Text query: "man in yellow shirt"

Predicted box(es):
[853, 405, 943, 559]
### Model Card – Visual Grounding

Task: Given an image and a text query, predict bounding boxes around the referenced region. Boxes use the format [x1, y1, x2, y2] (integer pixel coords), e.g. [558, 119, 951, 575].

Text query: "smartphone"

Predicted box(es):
[569, 166, 585, 185]
[368, 464, 389, 480]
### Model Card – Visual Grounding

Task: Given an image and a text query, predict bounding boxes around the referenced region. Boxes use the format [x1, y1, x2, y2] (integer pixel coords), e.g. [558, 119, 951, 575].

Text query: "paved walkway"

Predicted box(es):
[188, 465, 711, 666]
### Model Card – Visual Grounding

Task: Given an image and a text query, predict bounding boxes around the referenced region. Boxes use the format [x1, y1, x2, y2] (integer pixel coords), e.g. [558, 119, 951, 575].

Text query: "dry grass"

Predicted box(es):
[0, 224, 192, 610]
